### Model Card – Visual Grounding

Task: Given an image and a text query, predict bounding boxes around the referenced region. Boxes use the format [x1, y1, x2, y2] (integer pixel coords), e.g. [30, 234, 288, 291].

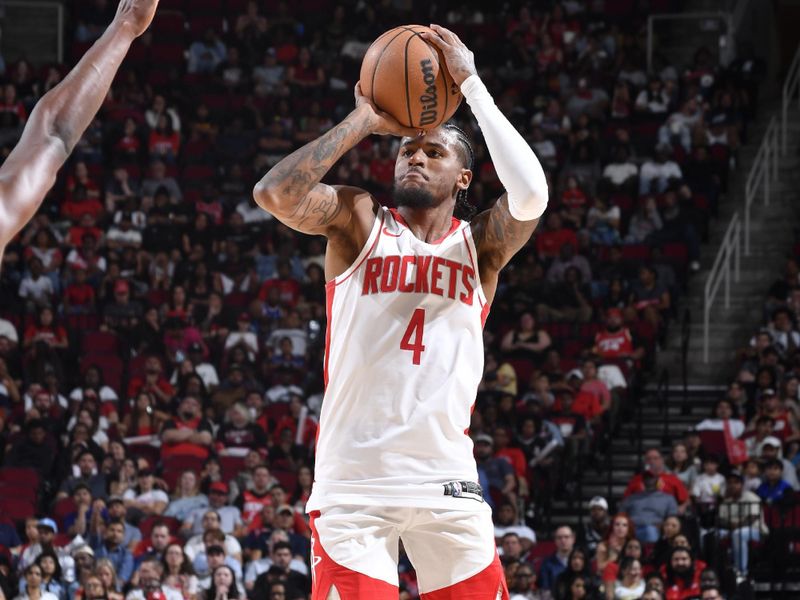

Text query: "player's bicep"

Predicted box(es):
[0, 124, 67, 246]
[473, 193, 539, 271]
[253, 181, 357, 237]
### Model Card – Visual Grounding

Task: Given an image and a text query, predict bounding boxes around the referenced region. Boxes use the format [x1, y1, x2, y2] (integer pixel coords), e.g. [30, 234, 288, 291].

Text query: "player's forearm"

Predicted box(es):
[39, 21, 137, 155]
[253, 105, 373, 210]
[462, 75, 548, 220]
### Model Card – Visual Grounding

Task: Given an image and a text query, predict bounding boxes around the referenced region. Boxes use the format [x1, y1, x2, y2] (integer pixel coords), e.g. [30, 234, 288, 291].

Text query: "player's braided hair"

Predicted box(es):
[443, 122, 476, 221]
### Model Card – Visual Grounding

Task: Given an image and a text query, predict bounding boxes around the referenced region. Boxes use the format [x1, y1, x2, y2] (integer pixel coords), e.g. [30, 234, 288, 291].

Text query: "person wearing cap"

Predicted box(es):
[578, 496, 610, 558]
[160, 396, 214, 461]
[29, 519, 77, 584]
[717, 471, 766, 575]
[757, 436, 799, 490]
[90, 520, 134, 584]
[474, 433, 516, 509]
[224, 312, 258, 362]
[103, 278, 142, 336]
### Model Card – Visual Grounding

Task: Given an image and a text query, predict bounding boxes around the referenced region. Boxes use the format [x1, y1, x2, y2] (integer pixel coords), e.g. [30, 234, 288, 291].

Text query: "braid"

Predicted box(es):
[443, 123, 477, 221]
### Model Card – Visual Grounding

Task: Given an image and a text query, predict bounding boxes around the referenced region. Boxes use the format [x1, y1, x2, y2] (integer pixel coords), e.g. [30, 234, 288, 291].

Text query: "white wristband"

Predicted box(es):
[461, 75, 549, 221]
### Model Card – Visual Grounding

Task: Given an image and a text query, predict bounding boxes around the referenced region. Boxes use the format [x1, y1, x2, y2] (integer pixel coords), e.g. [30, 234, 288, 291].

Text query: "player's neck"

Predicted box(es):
[396, 203, 456, 244]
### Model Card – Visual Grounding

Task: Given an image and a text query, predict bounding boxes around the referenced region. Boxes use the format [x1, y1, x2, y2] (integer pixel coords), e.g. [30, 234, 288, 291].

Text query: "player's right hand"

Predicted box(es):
[354, 82, 423, 139]
[114, 0, 160, 37]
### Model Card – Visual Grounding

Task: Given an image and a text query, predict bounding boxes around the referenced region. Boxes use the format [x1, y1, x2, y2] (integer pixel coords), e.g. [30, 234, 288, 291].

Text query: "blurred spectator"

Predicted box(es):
[494, 502, 536, 552]
[577, 496, 609, 559]
[594, 513, 634, 572]
[755, 458, 792, 503]
[716, 471, 765, 575]
[160, 396, 213, 460]
[188, 30, 227, 75]
[662, 547, 702, 600]
[164, 471, 209, 522]
[621, 472, 679, 543]
[90, 520, 134, 584]
[538, 525, 575, 593]
[125, 558, 180, 600]
[474, 433, 516, 508]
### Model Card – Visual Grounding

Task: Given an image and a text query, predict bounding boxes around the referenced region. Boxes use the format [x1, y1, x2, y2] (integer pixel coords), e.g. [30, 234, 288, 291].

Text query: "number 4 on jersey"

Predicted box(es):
[400, 308, 426, 365]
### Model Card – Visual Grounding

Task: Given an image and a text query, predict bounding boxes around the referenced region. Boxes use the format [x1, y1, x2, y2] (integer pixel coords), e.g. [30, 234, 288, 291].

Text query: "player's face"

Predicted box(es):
[394, 129, 470, 208]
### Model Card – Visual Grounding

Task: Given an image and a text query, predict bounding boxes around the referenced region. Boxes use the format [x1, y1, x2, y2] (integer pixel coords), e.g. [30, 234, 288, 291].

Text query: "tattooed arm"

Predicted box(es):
[253, 85, 419, 274]
[471, 197, 539, 304]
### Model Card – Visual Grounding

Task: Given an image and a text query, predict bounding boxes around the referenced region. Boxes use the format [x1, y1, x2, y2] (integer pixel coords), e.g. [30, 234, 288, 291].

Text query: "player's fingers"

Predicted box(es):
[419, 30, 447, 49]
[429, 24, 461, 45]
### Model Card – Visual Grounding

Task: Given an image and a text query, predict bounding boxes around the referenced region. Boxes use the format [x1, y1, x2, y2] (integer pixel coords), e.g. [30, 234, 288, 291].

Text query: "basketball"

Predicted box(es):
[360, 25, 463, 130]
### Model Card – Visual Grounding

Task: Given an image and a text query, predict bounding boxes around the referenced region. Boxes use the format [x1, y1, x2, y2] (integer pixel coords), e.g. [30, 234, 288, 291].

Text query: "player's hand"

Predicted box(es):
[421, 24, 477, 87]
[114, 0, 160, 37]
[354, 82, 422, 138]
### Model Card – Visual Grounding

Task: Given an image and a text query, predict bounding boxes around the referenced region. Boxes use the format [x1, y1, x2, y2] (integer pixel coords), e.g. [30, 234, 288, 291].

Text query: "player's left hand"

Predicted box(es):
[421, 24, 478, 87]
[114, 0, 160, 37]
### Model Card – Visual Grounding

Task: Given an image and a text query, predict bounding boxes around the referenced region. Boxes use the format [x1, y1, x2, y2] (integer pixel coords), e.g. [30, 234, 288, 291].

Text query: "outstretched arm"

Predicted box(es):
[422, 25, 549, 300]
[253, 86, 419, 238]
[0, 0, 159, 249]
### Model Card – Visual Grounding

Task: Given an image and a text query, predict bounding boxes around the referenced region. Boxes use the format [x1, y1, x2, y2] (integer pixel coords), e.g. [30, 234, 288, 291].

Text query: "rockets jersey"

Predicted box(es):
[307, 206, 489, 511]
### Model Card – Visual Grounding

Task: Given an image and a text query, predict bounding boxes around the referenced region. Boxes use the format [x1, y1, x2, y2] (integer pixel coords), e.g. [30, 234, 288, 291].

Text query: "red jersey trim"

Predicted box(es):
[332, 210, 386, 286]
[389, 208, 461, 245]
[324, 281, 335, 388]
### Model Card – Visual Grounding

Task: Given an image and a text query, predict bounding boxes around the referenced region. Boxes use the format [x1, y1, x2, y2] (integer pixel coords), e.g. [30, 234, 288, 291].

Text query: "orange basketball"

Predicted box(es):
[360, 25, 463, 130]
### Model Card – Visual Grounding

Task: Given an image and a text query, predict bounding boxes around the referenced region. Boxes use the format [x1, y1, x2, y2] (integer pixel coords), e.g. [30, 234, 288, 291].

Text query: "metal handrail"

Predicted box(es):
[703, 211, 741, 362]
[783, 44, 800, 154]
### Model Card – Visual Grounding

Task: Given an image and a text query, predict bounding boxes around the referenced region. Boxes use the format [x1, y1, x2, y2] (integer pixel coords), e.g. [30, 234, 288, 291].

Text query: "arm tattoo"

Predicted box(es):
[257, 114, 371, 219]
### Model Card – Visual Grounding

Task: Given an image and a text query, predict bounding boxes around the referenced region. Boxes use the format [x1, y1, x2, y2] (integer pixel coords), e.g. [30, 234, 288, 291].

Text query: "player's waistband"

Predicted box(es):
[306, 479, 486, 512]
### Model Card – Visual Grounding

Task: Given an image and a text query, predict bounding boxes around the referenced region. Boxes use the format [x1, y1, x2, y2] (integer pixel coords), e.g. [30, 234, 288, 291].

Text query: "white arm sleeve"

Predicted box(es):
[461, 75, 549, 221]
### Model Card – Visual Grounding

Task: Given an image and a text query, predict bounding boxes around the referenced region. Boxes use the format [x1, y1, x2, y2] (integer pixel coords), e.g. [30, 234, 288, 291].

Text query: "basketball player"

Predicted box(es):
[254, 25, 548, 600]
[0, 0, 159, 263]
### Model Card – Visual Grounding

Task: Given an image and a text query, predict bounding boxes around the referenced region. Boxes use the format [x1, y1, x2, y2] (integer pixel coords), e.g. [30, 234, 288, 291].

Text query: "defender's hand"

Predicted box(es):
[354, 82, 422, 138]
[114, 0, 160, 37]
[421, 24, 477, 87]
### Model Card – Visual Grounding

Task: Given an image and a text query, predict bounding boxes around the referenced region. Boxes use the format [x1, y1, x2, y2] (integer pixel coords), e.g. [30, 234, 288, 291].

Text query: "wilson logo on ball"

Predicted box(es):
[419, 59, 439, 126]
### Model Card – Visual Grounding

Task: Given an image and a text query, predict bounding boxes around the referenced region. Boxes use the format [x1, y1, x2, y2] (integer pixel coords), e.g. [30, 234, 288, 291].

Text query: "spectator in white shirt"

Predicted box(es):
[691, 454, 726, 506]
[224, 313, 259, 362]
[19, 258, 54, 310]
[639, 144, 682, 195]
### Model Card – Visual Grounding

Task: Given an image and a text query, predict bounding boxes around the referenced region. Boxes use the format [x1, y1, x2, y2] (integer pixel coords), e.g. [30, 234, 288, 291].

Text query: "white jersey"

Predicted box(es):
[307, 206, 489, 511]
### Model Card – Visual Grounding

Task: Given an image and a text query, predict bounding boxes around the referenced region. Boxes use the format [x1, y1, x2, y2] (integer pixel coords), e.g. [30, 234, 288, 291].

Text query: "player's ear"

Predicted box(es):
[456, 168, 472, 192]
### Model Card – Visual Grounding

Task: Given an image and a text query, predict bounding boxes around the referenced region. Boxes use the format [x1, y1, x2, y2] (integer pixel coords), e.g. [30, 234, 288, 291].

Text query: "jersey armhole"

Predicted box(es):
[330, 208, 385, 286]
[461, 227, 489, 309]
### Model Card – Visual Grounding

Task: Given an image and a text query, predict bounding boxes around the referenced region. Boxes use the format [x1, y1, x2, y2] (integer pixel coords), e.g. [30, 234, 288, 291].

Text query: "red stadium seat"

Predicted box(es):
[150, 44, 186, 66]
[81, 331, 119, 354]
[621, 244, 651, 262]
[0, 467, 40, 489]
[272, 470, 297, 492]
[662, 243, 688, 267]
[697, 430, 726, 458]
[52, 497, 77, 528]
[162, 455, 206, 477]
[0, 482, 37, 503]
[158, 0, 185, 10]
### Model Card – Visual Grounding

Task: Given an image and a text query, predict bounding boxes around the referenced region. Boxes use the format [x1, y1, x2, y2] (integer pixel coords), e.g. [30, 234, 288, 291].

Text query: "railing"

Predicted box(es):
[783, 43, 800, 154]
[702, 42, 800, 364]
[703, 211, 741, 362]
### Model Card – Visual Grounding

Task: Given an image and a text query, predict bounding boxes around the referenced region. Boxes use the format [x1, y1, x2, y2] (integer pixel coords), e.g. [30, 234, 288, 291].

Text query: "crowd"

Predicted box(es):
[0, 0, 775, 599]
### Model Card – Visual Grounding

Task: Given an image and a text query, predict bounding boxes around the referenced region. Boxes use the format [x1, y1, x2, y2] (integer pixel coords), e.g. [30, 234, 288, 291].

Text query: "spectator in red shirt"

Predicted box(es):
[63, 161, 103, 221]
[625, 448, 690, 513]
[160, 395, 214, 459]
[663, 547, 702, 600]
[368, 138, 395, 192]
[535, 213, 577, 260]
[127, 356, 175, 408]
[492, 426, 527, 480]
[23, 306, 68, 354]
[258, 260, 300, 308]
[63, 267, 96, 314]
[593, 308, 645, 362]
[148, 114, 181, 163]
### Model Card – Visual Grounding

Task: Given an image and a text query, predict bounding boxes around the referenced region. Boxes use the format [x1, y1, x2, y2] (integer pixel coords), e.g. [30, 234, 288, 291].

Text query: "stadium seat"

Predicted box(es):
[0, 467, 40, 489]
[152, 12, 186, 36]
[697, 430, 726, 458]
[272, 469, 297, 492]
[81, 331, 120, 355]
[80, 354, 124, 393]
[220, 455, 246, 482]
